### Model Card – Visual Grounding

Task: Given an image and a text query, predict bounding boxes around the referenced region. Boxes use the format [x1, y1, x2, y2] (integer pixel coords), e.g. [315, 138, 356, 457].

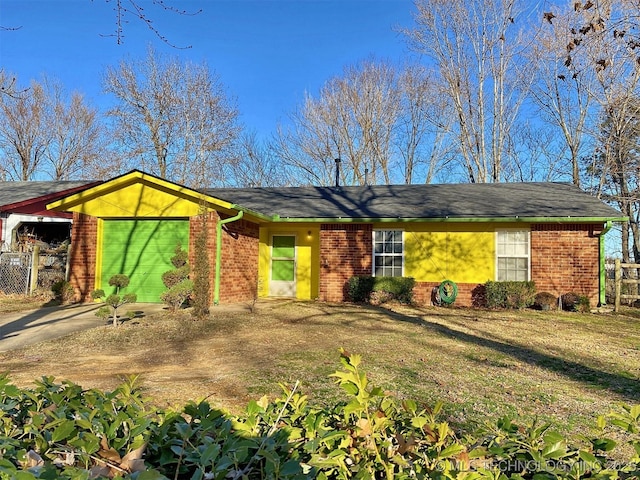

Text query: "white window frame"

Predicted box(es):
[372, 229, 404, 277]
[495, 229, 530, 281]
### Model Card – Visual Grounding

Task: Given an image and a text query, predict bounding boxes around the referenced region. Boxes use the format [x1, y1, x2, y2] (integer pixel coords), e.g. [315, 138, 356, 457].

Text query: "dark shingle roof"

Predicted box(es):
[206, 182, 623, 220]
[0, 181, 96, 208]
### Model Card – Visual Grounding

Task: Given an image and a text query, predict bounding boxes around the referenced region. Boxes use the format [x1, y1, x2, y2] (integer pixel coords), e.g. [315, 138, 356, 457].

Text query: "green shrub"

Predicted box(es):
[485, 280, 536, 309]
[347, 275, 375, 302]
[161, 265, 190, 288]
[161, 244, 192, 311]
[576, 295, 591, 312]
[160, 279, 194, 311]
[534, 291, 557, 310]
[561, 292, 591, 312]
[91, 274, 137, 327]
[347, 275, 415, 304]
[0, 354, 639, 479]
[51, 280, 74, 304]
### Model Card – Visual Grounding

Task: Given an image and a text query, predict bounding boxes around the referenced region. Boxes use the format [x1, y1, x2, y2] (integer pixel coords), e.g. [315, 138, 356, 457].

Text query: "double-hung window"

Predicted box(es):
[496, 230, 530, 281]
[373, 230, 403, 277]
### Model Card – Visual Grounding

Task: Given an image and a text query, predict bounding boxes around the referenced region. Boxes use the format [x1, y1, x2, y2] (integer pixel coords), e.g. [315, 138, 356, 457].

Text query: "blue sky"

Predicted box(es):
[0, 0, 417, 138]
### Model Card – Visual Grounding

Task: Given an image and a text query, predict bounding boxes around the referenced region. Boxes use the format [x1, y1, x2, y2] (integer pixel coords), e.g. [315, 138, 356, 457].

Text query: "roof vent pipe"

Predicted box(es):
[334, 158, 341, 187]
[364, 168, 368, 186]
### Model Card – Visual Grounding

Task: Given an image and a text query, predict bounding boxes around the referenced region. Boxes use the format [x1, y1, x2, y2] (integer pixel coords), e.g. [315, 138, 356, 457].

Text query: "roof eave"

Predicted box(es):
[230, 204, 274, 223]
[270, 216, 629, 224]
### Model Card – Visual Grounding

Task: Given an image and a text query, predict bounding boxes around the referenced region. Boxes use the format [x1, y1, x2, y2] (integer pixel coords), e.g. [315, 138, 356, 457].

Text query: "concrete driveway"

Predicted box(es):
[0, 303, 166, 352]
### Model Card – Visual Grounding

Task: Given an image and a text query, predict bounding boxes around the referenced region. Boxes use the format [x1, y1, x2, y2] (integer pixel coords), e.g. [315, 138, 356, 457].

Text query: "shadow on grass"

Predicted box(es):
[372, 305, 640, 403]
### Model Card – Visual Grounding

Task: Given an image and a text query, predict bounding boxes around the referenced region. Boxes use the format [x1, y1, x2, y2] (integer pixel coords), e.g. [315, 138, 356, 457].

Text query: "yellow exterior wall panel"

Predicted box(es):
[377, 222, 525, 284]
[404, 230, 494, 283]
[258, 225, 320, 300]
[258, 228, 270, 298]
[65, 182, 203, 218]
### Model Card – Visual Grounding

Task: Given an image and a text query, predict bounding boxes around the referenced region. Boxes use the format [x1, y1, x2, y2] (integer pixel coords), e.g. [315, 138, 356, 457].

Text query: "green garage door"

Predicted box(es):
[101, 219, 189, 303]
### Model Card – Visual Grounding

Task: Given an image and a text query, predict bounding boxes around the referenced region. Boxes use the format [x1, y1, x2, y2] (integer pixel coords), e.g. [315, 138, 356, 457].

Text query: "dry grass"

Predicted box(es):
[1, 300, 639, 440]
[0, 291, 58, 313]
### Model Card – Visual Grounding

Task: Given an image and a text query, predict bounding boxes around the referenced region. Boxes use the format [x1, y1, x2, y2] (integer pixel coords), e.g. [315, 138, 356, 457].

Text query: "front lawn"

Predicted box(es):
[1, 300, 638, 440]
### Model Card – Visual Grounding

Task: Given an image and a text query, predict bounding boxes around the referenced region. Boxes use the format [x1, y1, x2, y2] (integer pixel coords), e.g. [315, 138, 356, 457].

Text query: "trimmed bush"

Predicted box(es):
[51, 280, 74, 304]
[162, 244, 192, 311]
[576, 295, 591, 312]
[348, 275, 415, 304]
[91, 274, 137, 327]
[561, 292, 591, 312]
[485, 280, 536, 309]
[347, 275, 375, 302]
[534, 291, 557, 311]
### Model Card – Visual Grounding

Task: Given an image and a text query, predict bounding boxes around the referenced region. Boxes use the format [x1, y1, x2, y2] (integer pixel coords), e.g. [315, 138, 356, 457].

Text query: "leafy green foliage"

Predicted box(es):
[485, 280, 536, 309]
[108, 274, 130, 289]
[160, 279, 194, 312]
[91, 274, 137, 326]
[0, 354, 638, 479]
[347, 276, 376, 302]
[169, 243, 189, 269]
[0, 374, 158, 479]
[348, 276, 415, 304]
[161, 244, 192, 311]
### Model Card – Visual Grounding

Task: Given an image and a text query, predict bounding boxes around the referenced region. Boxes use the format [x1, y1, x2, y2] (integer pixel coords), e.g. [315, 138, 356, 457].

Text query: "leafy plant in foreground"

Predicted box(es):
[0, 354, 639, 479]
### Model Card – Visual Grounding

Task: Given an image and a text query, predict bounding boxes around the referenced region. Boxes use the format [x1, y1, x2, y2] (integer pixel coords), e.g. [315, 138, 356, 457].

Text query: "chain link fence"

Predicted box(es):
[0, 253, 32, 295]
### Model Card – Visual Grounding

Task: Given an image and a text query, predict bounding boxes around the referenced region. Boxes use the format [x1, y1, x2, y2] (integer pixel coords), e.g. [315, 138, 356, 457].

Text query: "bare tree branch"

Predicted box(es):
[99, 0, 202, 49]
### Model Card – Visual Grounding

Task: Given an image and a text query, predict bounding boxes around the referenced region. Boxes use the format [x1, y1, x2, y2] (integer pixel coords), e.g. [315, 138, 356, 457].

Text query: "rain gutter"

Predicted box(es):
[230, 204, 272, 222]
[269, 216, 628, 224]
[214, 210, 244, 306]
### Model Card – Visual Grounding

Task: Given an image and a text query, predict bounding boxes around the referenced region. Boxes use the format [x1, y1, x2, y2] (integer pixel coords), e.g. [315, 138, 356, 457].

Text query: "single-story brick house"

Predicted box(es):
[46, 170, 625, 307]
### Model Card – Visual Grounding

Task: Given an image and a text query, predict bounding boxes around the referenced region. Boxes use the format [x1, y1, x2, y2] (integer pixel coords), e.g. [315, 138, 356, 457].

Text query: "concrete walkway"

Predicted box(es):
[0, 303, 167, 352]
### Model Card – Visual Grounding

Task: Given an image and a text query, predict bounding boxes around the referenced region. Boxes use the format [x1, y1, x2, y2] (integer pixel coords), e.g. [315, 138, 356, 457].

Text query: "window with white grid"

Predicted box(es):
[496, 230, 530, 281]
[373, 230, 403, 277]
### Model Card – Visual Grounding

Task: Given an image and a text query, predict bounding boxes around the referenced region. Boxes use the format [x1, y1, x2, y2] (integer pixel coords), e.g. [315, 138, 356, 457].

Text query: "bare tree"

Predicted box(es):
[591, 96, 640, 264]
[552, 0, 640, 72]
[41, 78, 107, 180]
[530, 6, 598, 187]
[404, 0, 530, 183]
[227, 131, 290, 187]
[0, 76, 46, 180]
[275, 60, 400, 186]
[0, 74, 109, 181]
[274, 59, 448, 186]
[396, 64, 456, 184]
[103, 47, 242, 188]
[502, 122, 573, 182]
[560, 0, 640, 262]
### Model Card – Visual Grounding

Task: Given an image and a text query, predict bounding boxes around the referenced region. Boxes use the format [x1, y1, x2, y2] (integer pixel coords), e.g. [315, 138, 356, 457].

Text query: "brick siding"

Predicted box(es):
[531, 223, 601, 306]
[218, 217, 260, 303]
[189, 213, 260, 305]
[317, 222, 603, 308]
[68, 212, 97, 302]
[319, 224, 372, 302]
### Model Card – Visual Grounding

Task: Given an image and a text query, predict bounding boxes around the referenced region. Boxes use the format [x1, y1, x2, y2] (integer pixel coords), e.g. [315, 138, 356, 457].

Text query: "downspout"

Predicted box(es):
[598, 221, 612, 306]
[214, 210, 244, 305]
